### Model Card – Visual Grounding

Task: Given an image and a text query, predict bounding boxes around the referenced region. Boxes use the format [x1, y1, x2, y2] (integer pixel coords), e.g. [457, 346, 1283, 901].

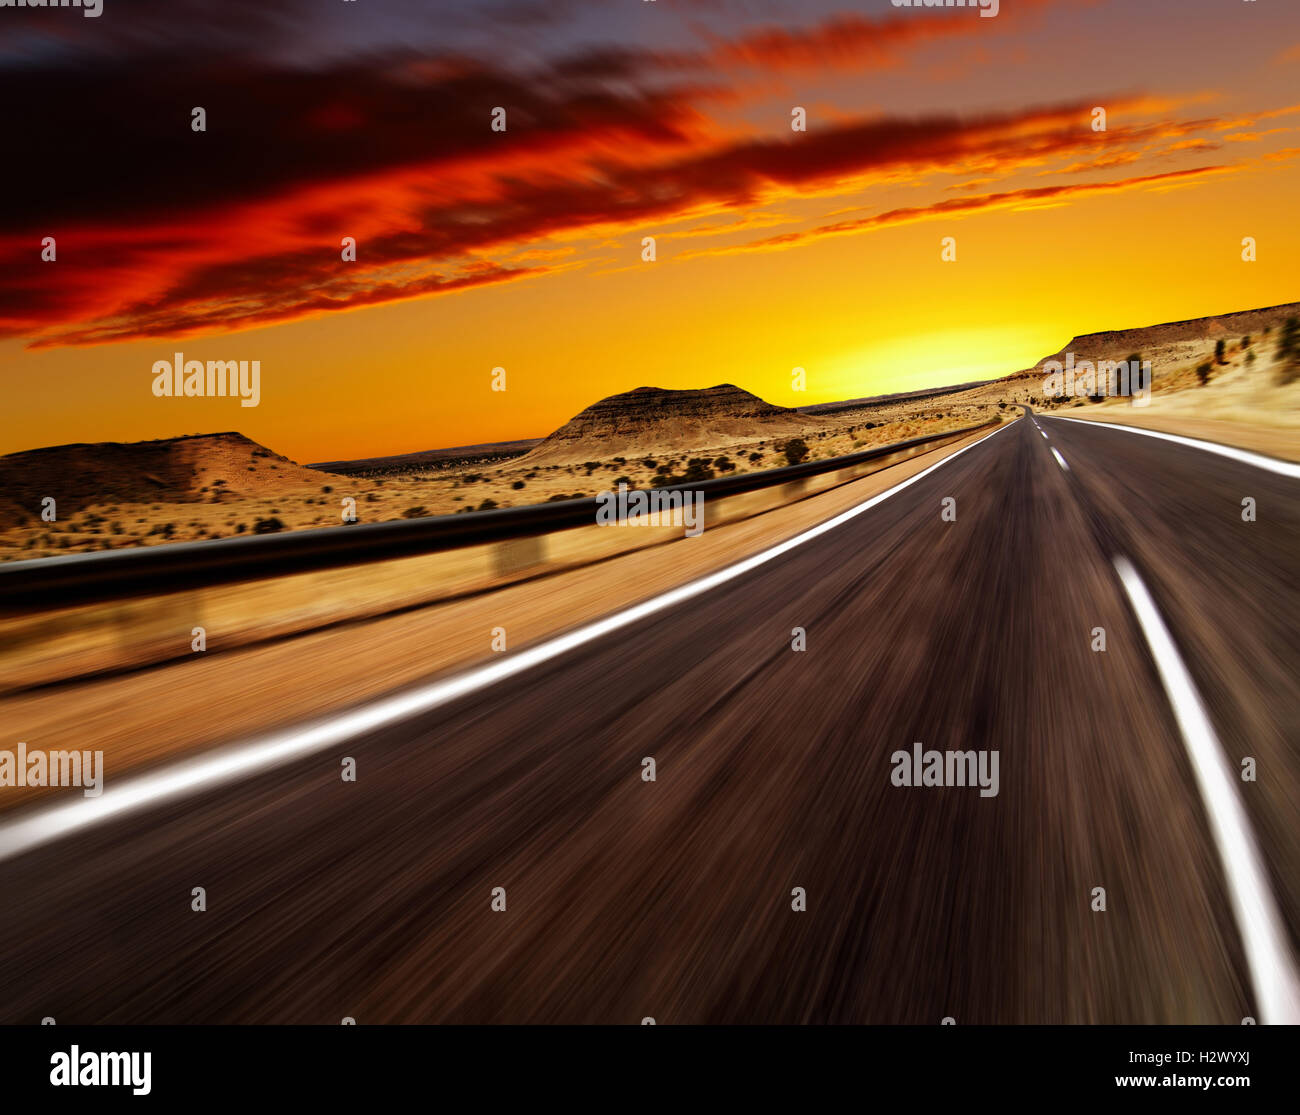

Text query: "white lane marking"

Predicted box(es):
[0, 422, 1019, 863]
[1115, 557, 1300, 1024]
[1049, 415, 1300, 479]
[1050, 447, 1070, 471]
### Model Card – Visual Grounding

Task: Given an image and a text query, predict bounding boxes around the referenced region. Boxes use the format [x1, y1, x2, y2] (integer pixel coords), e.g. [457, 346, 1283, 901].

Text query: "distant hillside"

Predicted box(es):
[797, 380, 995, 414]
[0, 432, 333, 520]
[519, 384, 823, 466]
[1007, 300, 1300, 380]
[311, 437, 542, 478]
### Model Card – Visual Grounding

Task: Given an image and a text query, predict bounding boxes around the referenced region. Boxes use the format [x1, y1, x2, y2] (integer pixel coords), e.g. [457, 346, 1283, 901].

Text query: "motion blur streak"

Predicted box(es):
[0, 415, 1295, 1023]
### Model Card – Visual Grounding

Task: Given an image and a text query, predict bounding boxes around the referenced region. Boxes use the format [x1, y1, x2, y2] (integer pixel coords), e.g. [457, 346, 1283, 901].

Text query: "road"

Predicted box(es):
[1, 412, 1297, 1023]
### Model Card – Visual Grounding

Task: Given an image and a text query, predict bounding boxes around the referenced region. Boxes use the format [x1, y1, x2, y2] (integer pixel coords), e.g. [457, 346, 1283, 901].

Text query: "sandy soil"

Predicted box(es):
[1052, 339, 1299, 459]
[0, 405, 1002, 562]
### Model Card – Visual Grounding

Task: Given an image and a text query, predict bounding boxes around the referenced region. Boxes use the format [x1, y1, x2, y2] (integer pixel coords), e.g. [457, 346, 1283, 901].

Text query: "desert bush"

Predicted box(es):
[781, 438, 810, 466]
[1196, 363, 1212, 386]
[402, 506, 427, 518]
[681, 458, 716, 483]
[252, 517, 285, 534]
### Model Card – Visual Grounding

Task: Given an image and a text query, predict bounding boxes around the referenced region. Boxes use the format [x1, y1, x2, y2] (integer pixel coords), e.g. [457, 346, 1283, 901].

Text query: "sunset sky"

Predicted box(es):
[1, 0, 1297, 463]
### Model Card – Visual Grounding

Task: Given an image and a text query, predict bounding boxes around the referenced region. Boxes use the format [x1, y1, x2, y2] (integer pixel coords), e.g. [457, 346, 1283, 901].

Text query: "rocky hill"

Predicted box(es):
[520, 384, 822, 466]
[1006, 301, 1300, 381]
[0, 432, 333, 520]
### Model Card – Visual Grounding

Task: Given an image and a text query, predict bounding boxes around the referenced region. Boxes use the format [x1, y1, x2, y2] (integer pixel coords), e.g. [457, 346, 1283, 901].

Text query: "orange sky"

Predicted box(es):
[1, 0, 1297, 463]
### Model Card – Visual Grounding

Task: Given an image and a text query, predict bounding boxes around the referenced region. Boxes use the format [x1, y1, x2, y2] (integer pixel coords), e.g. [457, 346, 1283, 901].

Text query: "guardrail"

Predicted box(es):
[1, 419, 998, 609]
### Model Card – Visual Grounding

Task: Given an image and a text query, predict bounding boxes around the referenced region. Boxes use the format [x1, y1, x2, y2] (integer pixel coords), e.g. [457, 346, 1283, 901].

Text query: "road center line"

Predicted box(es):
[0, 422, 1018, 863]
[1050, 448, 1070, 471]
[1114, 556, 1300, 1024]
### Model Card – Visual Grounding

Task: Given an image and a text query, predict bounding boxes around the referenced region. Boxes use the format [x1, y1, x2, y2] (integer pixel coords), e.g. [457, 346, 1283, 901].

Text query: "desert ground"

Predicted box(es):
[0, 389, 1002, 562]
[1, 301, 1296, 562]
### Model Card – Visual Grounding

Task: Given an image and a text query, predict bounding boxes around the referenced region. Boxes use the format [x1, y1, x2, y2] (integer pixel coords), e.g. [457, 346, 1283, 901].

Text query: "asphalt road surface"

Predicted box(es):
[2, 412, 1297, 1023]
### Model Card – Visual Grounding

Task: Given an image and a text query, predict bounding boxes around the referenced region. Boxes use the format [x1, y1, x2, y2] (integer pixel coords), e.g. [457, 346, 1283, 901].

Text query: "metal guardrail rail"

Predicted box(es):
[1, 420, 997, 608]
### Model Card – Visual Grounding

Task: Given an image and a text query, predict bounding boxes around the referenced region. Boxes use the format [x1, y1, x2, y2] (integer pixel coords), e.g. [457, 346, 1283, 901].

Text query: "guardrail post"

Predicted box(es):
[113, 589, 205, 655]
[492, 534, 546, 578]
[780, 477, 807, 502]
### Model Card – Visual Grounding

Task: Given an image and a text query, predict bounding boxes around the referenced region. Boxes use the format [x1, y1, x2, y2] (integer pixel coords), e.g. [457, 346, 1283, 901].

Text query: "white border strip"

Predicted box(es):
[1115, 557, 1300, 1024]
[0, 422, 1018, 863]
[1049, 415, 1300, 479]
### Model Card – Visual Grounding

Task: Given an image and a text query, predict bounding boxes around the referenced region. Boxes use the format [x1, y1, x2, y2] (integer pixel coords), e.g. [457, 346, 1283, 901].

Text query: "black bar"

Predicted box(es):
[0, 1023, 1285, 1103]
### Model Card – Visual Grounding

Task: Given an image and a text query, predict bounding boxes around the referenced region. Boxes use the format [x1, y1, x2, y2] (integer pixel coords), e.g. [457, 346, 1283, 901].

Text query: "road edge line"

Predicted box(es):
[1114, 556, 1300, 1024]
[1048, 415, 1300, 479]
